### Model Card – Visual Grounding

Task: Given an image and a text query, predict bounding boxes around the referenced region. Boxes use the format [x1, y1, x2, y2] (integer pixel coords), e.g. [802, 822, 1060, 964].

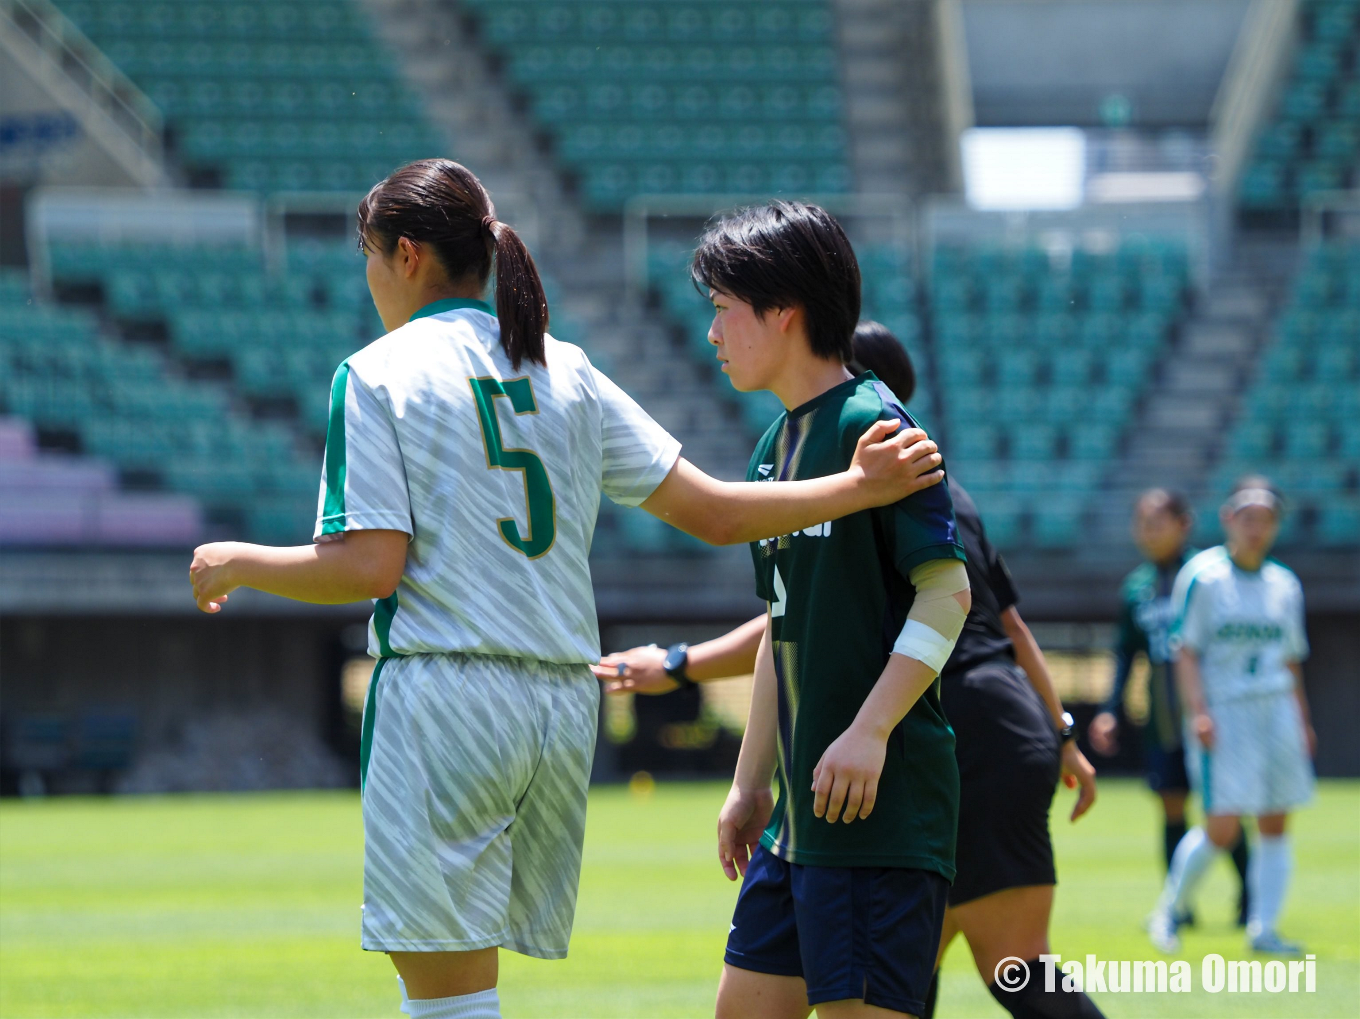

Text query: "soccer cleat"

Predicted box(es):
[1250, 929, 1304, 955]
[1147, 909, 1180, 953]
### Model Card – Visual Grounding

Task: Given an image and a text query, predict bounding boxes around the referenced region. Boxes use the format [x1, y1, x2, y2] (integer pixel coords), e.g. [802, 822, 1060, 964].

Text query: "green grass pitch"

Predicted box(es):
[1, 780, 1356, 1018]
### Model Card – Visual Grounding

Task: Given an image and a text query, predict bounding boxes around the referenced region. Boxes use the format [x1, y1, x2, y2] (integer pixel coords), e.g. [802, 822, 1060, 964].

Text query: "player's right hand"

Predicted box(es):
[1088, 711, 1119, 755]
[189, 542, 241, 614]
[718, 784, 774, 881]
[849, 420, 943, 506]
[1193, 711, 1215, 750]
[591, 644, 675, 694]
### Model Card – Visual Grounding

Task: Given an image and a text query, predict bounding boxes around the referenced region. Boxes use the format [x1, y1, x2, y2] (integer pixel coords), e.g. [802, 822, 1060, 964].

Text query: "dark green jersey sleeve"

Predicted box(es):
[853, 381, 966, 577]
[1102, 570, 1152, 714]
[1102, 596, 1142, 713]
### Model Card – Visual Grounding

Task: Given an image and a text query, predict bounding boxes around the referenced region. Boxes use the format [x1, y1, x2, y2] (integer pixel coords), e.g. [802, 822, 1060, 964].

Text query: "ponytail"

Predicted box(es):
[489, 220, 548, 371]
[358, 159, 548, 369]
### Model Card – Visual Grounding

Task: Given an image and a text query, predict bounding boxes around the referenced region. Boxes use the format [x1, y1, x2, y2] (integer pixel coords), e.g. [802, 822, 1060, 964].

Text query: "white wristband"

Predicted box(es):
[892, 619, 954, 674]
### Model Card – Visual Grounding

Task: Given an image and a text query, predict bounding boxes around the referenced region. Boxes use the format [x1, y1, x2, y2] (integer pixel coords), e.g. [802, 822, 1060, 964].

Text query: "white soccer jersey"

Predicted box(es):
[314, 298, 681, 664]
[1170, 546, 1309, 705]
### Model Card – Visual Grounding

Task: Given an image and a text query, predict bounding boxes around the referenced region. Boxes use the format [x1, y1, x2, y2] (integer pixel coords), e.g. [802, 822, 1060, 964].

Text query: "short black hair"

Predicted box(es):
[850, 320, 915, 404]
[691, 200, 861, 363]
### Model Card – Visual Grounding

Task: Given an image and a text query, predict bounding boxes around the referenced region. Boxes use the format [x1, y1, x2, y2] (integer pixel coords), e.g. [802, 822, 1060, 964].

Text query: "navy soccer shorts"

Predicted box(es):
[723, 844, 949, 1015]
[1145, 738, 1191, 794]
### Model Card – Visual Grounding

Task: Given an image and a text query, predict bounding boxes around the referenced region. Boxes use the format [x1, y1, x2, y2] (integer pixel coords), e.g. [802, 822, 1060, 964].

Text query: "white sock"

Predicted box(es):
[404, 988, 500, 1019]
[1158, 826, 1220, 916]
[1248, 833, 1292, 935]
[398, 977, 410, 1016]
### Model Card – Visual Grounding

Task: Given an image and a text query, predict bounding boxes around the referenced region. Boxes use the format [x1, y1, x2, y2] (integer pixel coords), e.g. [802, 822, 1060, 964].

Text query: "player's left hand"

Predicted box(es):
[718, 784, 775, 881]
[189, 542, 241, 613]
[811, 723, 886, 824]
[1060, 741, 1097, 822]
[1303, 721, 1317, 758]
[849, 420, 943, 505]
[591, 645, 676, 694]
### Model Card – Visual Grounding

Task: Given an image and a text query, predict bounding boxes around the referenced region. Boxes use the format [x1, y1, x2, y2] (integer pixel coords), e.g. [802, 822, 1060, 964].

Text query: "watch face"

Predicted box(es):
[664, 645, 687, 675]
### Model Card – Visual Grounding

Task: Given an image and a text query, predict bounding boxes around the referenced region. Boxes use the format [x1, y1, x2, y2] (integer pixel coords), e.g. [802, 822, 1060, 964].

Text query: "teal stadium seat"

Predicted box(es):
[1219, 238, 1360, 545]
[929, 239, 1189, 546]
[1240, 0, 1360, 210]
[1317, 500, 1360, 546]
[457, 1, 850, 210]
[28, 234, 591, 544]
[60, 2, 440, 196]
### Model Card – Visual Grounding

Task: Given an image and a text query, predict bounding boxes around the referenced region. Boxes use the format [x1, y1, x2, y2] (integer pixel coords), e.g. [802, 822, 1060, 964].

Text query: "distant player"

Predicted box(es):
[187, 161, 948, 1019]
[1089, 490, 1251, 926]
[1148, 477, 1316, 956]
[599, 321, 1106, 1019]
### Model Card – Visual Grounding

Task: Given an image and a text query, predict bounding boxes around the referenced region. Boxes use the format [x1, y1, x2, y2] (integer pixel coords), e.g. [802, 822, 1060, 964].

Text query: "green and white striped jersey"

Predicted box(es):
[314, 298, 681, 664]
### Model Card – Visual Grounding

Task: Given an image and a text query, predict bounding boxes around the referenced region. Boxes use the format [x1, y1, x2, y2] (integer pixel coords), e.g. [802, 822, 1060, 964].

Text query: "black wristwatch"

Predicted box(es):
[663, 642, 696, 688]
[1058, 711, 1076, 743]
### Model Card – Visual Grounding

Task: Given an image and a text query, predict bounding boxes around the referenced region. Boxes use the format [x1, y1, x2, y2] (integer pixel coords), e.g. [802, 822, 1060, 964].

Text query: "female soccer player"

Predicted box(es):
[1147, 477, 1316, 956]
[1089, 490, 1250, 927]
[187, 161, 948, 1019]
[599, 320, 1105, 1019]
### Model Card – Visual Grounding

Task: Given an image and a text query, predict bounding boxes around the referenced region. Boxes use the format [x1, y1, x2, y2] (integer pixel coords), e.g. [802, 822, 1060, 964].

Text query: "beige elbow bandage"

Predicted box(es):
[893, 558, 971, 674]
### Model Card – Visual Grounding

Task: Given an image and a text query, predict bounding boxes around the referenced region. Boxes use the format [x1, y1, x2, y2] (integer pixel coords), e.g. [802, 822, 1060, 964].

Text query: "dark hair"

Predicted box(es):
[1137, 487, 1193, 520]
[357, 159, 547, 369]
[690, 200, 861, 363]
[849, 320, 915, 403]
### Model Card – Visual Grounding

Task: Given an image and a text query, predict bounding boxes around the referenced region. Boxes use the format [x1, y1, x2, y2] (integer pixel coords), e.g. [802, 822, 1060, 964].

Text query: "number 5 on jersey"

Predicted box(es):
[469, 376, 556, 559]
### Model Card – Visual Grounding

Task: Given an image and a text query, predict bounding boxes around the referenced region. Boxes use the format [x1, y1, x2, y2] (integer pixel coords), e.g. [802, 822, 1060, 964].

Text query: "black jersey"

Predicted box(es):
[940, 480, 1019, 677]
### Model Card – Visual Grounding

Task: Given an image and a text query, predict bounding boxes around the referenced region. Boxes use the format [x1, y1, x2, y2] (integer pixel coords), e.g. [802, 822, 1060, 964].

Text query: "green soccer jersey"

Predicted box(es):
[1103, 550, 1196, 751]
[747, 373, 966, 876]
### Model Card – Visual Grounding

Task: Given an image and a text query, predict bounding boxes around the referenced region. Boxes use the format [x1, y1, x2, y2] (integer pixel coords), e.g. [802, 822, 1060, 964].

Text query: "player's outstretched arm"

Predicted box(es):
[593, 615, 765, 694]
[641, 420, 942, 546]
[189, 530, 408, 613]
[1002, 606, 1097, 821]
[718, 617, 778, 881]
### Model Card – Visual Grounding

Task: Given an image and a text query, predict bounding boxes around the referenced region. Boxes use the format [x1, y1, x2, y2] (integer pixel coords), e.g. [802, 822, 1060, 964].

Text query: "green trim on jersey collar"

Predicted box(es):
[409, 297, 495, 321]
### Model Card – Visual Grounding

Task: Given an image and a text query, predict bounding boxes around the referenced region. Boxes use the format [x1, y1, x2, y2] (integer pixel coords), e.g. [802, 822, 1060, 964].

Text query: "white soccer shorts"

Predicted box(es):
[1185, 691, 1314, 817]
[359, 652, 599, 958]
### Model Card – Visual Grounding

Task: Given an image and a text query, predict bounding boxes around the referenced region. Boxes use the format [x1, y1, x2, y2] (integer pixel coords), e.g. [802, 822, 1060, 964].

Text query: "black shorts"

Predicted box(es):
[940, 658, 1061, 906]
[724, 844, 948, 1015]
[1145, 738, 1191, 793]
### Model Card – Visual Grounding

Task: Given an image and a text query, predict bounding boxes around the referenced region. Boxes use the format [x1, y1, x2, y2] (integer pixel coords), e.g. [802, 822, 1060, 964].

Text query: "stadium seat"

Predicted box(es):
[60, 2, 439, 197]
[1032, 499, 1086, 549]
[1240, 1, 1360, 211]
[925, 239, 1187, 527]
[456, 0, 850, 210]
[1219, 235, 1360, 551]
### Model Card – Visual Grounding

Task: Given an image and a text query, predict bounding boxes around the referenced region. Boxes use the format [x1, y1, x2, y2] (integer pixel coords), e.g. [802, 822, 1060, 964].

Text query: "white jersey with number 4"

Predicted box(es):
[1170, 546, 1308, 705]
[314, 298, 681, 664]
